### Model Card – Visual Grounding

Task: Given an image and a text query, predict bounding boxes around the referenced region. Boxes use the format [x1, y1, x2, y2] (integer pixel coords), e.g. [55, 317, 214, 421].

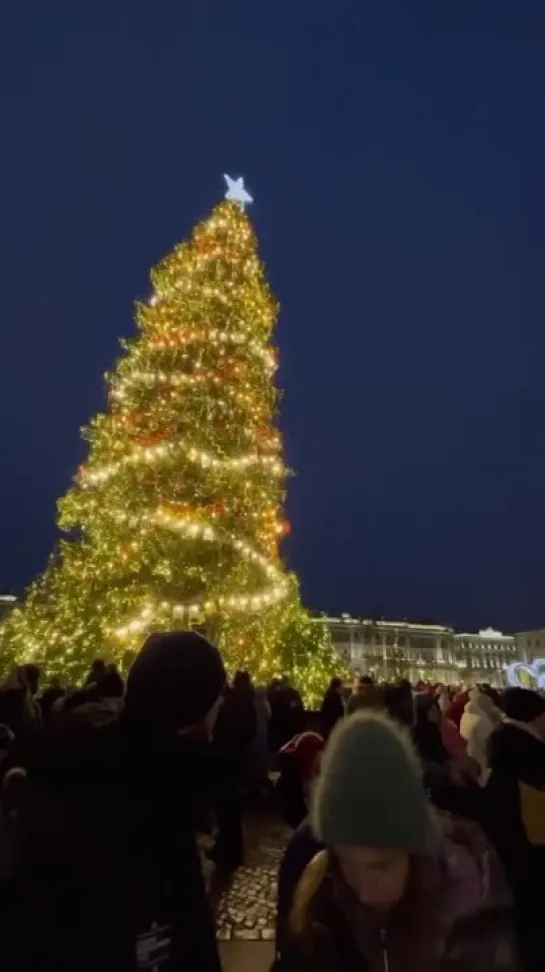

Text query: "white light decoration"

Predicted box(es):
[507, 659, 545, 690]
[82, 438, 283, 486]
[114, 576, 289, 640]
[108, 332, 276, 400]
[224, 174, 253, 210]
[108, 503, 289, 641]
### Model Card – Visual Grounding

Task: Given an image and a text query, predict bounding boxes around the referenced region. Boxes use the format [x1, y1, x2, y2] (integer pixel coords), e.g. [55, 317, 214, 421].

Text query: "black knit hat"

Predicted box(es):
[126, 630, 226, 730]
[501, 688, 545, 724]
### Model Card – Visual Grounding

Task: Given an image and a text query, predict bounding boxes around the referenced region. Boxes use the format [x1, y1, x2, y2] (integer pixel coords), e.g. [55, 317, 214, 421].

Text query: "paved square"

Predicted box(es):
[205, 816, 289, 944]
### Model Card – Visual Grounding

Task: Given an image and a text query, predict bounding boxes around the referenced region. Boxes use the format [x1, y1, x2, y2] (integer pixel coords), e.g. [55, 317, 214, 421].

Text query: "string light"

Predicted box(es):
[110, 504, 287, 600]
[82, 439, 284, 486]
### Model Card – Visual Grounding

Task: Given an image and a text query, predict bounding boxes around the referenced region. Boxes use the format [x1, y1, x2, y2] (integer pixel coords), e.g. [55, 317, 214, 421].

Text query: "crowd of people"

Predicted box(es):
[0, 636, 543, 971]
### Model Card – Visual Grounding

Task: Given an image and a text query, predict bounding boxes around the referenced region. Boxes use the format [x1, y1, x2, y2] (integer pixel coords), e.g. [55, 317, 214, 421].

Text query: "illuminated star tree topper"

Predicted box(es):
[223, 173, 253, 210]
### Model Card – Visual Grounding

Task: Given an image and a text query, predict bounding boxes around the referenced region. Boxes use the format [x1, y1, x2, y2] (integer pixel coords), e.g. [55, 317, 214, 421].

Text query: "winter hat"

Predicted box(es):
[126, 630, 226, 730]
[501, 688, 545, 724]
[280, 731, 325, 782]
[311, 711, 433, 853]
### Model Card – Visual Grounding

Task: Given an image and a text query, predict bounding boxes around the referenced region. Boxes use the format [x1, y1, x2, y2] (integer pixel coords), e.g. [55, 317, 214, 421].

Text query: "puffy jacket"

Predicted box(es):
[275, 815, 514, 972]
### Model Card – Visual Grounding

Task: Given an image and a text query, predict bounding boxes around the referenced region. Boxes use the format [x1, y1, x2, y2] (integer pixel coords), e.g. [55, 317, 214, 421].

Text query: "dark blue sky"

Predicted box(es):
[1, 1, 544, 632]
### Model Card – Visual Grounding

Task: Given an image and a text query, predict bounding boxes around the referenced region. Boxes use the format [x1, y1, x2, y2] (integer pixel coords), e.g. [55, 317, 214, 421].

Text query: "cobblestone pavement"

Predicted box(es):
[203, 816, 290, 943]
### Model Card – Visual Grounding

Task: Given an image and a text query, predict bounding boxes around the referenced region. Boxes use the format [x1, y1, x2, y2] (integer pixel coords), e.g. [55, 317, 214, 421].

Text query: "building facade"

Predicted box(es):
[515, 629, 545, 664]
[453, 628, 517, 683]
[322, 614, 518, 686]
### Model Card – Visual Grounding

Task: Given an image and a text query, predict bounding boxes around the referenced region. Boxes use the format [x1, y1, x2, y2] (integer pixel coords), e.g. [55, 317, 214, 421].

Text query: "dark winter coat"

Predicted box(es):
[412, 698, 450, 765]
[0, 683, 41, 740]
[319, 689, 344, 739]
[38, 686, 66, 725]
[484, 721, 545, 971]
[276, 734, 324, 830]
[269, 686, 305, 751]
[411, 698, 484, 824]
[213, 684, 257, 786]
[0, 715, 220, 972]
[275, 820, 516, 972]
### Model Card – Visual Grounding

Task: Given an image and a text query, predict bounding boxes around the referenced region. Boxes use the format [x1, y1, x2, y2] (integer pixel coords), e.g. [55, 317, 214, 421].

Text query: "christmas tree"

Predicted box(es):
[1, 176, 341, 704]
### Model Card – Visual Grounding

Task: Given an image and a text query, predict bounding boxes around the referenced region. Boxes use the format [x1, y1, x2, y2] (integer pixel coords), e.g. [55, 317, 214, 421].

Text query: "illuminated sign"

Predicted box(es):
[507, 659, 545, 690]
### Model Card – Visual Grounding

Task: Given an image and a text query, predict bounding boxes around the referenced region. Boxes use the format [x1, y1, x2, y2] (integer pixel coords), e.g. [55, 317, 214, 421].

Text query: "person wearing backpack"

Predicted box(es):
[0, 630, 226, 972]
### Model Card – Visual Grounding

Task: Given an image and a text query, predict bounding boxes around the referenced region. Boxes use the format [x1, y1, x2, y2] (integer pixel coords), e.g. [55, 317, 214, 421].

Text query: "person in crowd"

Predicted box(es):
[436, 689, 469, 762]
[481, 684, 502, 707]
[0, 665, 42, 739]
[246, 684, 271, 797]
[274, 711, 515, 972]
[22, 663, 41, 703]
[269, 675, 305, 751]
[275, 689, 477, 951]
[345, 675, 383, 716]
[267, 677, 282, 750]
[319, 677, 344, 739]
[460, 689, 502, 781]
[57, 663, 125, 730]
[484, 688, 545, 971]
[38, 677, 66, 726]
[413, 692, 452, 764]
[413, 693, 482, 820]
[436, 685, 451, 714]
[277, 730, 324, 829]
[383, 679, 415, 727]
[0, 630, 226, 972]
[207, 669, 257, 874]
[446, 689, 470, 731]
[83, 658, 107, 686]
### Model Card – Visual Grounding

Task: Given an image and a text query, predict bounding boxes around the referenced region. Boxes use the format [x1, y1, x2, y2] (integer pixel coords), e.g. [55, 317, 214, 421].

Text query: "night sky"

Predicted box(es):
[2, 1, 544, 633]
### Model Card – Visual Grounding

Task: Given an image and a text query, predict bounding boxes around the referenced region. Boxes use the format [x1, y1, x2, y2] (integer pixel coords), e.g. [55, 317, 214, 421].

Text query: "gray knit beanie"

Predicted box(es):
[311, 711, 433, 853]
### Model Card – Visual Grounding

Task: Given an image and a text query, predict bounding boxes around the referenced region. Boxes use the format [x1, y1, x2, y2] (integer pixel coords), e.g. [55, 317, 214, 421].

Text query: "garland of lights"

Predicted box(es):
[109, 503, 289, 639]
[81, 437, 284, 486]
[110, 329, 276, 401]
